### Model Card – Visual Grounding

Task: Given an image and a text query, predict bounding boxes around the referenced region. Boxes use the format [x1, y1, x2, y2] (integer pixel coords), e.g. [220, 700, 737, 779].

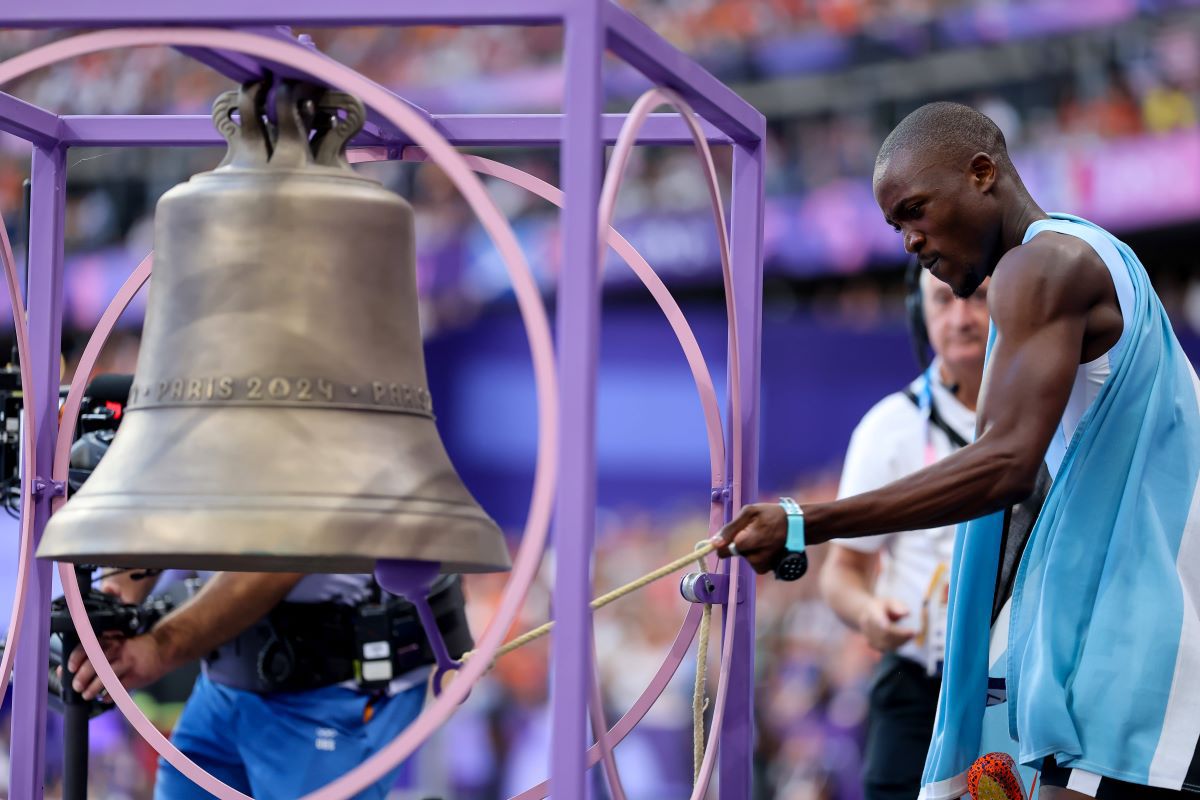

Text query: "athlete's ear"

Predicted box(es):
[969, 153, 997, 193]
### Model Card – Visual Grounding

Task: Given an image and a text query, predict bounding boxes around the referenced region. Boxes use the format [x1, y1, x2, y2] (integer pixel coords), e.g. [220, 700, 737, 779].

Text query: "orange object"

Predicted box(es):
[362, 696, 377, 724]
[968, 752, 1028, 800]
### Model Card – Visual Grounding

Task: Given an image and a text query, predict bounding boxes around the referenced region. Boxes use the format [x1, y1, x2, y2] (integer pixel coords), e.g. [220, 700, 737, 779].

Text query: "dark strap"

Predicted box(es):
[204, 575, 472, 693]
[902, 387, 969, 449]
[992, 464, 1052, 625]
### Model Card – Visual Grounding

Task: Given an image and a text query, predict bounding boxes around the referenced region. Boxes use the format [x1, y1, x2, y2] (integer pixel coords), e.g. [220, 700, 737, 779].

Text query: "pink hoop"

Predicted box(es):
[1, 28, 558, 800]
[395, 150, 727, 489]
[51, 253, 152, 509]
[407, 84, 748, 797]
[600, 88, 743, 503]
[387, 149, 731, 797]
[0, 207, 39, 701]
[597, 87, 742, 800]
[589, 639, 628, 800]
[508, 604, 705, 800]
[402, 82, 746, 797]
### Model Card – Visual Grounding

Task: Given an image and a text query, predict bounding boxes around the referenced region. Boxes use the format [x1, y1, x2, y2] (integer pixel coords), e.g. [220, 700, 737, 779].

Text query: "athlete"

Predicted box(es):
[715, 102, 1200, 799]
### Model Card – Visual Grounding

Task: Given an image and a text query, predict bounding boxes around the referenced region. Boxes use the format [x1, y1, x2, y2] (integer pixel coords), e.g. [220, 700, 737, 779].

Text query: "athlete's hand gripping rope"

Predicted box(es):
[711, 497, 808, 581]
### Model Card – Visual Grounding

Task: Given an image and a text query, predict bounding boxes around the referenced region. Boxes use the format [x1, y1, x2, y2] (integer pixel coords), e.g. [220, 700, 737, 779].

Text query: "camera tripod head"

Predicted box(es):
[0, 565, 177, 718]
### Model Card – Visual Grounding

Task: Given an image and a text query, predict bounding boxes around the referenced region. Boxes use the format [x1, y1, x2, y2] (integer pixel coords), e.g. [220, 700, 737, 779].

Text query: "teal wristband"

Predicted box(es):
[774, 497, 808, 582]
[779, 496, 805, 553]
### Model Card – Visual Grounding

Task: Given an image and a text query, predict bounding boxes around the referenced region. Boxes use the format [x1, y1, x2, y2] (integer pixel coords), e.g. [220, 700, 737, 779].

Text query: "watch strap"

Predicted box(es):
[775, 497, 808, 582]
[779, 496, 805, 553]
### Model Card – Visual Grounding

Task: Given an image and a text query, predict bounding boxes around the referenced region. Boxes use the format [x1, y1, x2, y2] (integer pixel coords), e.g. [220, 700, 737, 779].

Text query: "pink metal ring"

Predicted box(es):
[597, 87, 742, 800]
[391, 150, 728, 488]
[1, 28, 558, 800]
[0, 207, 40, 701]
[399, 86, 748, 799]
[382, 149, 729, 798]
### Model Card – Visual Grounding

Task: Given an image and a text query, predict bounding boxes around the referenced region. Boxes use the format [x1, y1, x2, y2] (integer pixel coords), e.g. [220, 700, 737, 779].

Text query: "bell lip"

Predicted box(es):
[39, 504, 513, 575]
[37, 552, 511, 574]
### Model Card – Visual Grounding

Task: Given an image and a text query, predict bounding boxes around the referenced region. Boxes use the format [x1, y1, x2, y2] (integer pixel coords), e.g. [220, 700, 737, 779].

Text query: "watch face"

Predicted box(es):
[773, 551, 809, 582]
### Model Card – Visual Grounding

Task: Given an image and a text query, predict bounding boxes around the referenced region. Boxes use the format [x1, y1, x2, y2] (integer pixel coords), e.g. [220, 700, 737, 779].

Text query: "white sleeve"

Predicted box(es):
[833, 394, 918, 554]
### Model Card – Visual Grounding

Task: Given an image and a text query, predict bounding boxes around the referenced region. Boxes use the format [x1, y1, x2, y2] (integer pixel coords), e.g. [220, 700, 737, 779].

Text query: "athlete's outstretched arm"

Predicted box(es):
[716, 238, 1115, 574]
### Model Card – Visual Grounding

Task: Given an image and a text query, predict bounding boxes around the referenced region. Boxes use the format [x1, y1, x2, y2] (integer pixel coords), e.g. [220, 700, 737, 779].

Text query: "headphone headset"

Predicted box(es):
[906, 259, 963, 397]
[904, 257, 932, 372]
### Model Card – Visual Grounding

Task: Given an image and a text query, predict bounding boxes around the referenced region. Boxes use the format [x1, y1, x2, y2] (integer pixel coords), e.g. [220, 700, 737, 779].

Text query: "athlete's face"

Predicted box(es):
[874, 148, 1003, 299]
[922, 270, 989, 380]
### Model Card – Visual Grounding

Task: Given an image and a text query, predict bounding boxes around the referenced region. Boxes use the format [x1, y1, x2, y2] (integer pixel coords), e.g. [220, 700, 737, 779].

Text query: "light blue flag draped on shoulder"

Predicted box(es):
[919, 214, 1200, 799]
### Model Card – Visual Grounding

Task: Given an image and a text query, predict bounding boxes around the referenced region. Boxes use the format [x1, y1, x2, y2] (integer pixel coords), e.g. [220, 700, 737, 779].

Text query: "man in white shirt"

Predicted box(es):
[819, 265, 988, 800]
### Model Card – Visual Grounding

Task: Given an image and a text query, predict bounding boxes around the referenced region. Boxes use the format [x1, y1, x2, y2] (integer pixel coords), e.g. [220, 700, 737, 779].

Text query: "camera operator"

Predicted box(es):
[60, 390, 473, 800]
[68, 566, 469, 800]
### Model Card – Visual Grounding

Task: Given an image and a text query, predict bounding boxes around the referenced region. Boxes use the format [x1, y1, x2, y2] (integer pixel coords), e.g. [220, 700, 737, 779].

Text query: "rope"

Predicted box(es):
[690, 543, 714, 783]
[464, 541, 718, 665]
[451, 539, 721, 782]
[693, 604, 712, 781]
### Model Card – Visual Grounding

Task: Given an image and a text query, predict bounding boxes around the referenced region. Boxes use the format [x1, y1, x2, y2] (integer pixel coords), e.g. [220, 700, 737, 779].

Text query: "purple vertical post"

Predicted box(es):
[551, 1, 605, 797]
[719, 139, 765, 799]
[9, 143, 67, 800]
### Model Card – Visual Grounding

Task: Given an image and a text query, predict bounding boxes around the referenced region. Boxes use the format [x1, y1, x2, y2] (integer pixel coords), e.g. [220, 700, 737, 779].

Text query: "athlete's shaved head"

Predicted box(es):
[875, 101, 1013, 180]
[873, 102, 1030, 299]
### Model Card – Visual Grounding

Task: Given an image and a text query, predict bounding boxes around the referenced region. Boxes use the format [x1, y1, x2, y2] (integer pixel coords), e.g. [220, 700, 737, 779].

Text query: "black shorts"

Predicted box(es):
[862, 652, 941, 800]
[1040, 757, 1200, 798]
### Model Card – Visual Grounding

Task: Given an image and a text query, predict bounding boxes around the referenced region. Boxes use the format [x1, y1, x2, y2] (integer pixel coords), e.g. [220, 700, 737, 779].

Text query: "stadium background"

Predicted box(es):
[1, 1, 1199, 796]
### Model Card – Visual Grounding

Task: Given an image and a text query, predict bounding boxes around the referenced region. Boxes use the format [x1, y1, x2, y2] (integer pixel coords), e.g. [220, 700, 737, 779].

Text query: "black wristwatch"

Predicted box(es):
[773, 496, 808, 582]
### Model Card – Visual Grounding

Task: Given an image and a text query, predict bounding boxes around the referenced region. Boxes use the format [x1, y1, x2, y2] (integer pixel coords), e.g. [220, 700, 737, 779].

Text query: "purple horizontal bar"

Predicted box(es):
[56, 115, 393, 148]
[604, 1, 763, 145]
[56, 112, 731, 147]
[435, 113, 732, 145]
[0, 0, 564, 26]
[57, 116, 222, 147]
[0, 91, 60, 148]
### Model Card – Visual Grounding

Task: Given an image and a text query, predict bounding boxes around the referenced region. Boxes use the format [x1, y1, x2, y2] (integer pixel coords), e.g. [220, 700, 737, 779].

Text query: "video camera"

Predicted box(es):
[63, 373, 136, 493]
[0, 566, 182, 718]
[0, 363, 27, 514]
[42, 574, 180, 717]
[0, 367, 133, 511]
[0, 370, 179, 716]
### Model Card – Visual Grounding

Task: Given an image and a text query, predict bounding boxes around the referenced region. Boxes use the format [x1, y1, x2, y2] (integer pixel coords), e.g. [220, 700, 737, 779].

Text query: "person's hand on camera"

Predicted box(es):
[858, 597, 917, 652]
[64, 631, 170, 702]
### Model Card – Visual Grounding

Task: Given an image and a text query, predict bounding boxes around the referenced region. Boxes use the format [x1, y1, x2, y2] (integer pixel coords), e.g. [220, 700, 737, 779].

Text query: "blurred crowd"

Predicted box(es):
[0, 2, 1199, 799]
[0, 4, 1198, 263]
[440, 477, 879, 800]
[0, 471, 876, 800]
[768, 17, 1200, 193]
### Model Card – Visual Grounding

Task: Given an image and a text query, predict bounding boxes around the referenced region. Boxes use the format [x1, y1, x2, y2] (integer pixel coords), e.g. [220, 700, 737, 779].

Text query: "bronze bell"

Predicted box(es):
[38, 82, 510, 574]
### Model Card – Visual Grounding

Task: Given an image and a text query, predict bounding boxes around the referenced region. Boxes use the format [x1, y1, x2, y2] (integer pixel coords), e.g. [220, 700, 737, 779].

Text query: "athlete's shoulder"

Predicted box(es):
[990, 227, 1108, 321]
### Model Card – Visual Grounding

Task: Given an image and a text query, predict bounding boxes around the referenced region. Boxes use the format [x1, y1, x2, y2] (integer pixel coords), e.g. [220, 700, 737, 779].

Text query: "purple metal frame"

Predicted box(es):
[11, 142, 68, 800]
[0, 4, 765, 798]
